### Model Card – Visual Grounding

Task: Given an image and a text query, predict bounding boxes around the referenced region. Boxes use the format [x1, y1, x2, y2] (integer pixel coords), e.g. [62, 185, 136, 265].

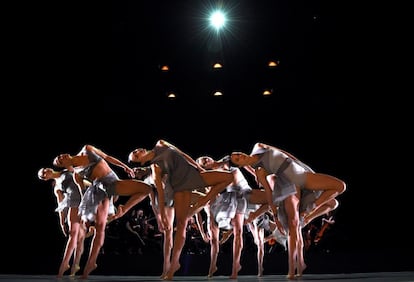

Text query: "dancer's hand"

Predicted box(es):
[201, 232, 210, 243]
[160, 210, 170, 231]
[245, 211, 256, 224]
[124, 166, 135, 178]
[60, 222, 68, 237]
[156, 215, 165, 232]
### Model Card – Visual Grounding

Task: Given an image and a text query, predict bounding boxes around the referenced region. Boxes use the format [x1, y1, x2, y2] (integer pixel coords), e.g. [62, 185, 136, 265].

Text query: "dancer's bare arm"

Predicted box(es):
[158, 139, 205, 171]
[85, 144, 135, 178]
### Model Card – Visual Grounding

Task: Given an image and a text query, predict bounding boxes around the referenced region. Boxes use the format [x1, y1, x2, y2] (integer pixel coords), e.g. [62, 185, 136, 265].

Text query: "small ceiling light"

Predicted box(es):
[167, 92, 176, 99]
[161, 65, 170, 71]
[213, 91, 223, 96]
[268, 60, 279, 67]
[213, 63, 223, 69]
[262, 89, 273, 96]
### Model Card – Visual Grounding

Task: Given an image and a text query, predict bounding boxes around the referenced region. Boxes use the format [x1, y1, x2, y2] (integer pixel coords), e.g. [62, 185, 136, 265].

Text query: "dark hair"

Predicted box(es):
[133, 166, 152, 180]
[219, 154, 239, 168]
[228, 158, 238, 168]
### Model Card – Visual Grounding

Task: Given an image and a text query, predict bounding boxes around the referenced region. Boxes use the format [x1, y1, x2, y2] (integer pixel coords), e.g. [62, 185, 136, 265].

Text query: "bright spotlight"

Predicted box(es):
[209, 11, 226, 31]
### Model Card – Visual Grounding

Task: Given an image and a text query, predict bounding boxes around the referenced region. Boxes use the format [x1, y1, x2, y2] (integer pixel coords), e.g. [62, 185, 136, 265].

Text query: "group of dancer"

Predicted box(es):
[38, 140, 346, 280]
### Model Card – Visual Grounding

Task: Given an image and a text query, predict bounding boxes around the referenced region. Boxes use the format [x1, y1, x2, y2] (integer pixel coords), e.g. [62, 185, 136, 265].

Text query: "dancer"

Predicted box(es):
[128, 139, 233, 280]
[53, 144, 152, 278]
[37, 167, 88, 278]
[230, 142, 346, 230]
[196, 155, 252, 279]
[224, 192, 288, 277]
[232, 143, 345, 278]
[244, 203, 272, 277]
[133, 166, 176, 278]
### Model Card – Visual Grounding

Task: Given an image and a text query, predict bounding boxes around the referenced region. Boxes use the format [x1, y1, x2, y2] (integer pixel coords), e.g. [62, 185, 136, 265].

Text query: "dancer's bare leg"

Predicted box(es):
[71, 220, 86, 276]
[229, 213, 244, 279]
[256, 227, 264, 277]
[188, 172, 233, 216]
[302, 173, 345, 216]
[160, 207, 174, 278]
[296, 227, 307, 277]
[208, 216, 219, 278]
[81, 199, 109, 279]
[284, 194, 300, 280]
[163, 191, 191, 280]
[111, 180, 151, 220]
[57, 208, 80, 278]
[302, 199, 339, 226]
[248, 222, 259, 276]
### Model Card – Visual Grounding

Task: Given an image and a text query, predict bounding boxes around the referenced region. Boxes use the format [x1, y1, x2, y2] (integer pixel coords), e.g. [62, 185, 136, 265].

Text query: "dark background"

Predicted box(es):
[3, 0, 411, 276]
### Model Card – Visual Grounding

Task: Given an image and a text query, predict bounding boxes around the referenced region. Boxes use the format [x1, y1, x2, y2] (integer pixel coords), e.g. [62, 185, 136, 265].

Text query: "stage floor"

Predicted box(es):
[1, 272, 414, 282]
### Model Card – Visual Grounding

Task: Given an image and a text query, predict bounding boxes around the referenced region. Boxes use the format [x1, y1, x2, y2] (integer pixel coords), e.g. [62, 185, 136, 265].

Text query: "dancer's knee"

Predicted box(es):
[336, 179, 346, 194]
[328, 198, 339, 210]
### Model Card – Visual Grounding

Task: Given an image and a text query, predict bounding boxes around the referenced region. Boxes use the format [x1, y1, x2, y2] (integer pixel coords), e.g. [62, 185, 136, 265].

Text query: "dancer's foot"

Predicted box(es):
[257, 266, 263, 277]
[219, 230, 233, 245]
[160, 264, 171, 280]
[85, 226, 96, 238]
[188, 202, 205, 217]
[162, 263, 180, 280]
[229, 264, 241, 279]
[81, 263, 97, 279]
[286, 273, 295, 280]
[296, 262, 307, 277]
[70, 264, 80, 276]
[108, 205, 125, 222]
[57, 264, 70, 278]
[300, 203, 317, 223]
[207, 265, 217, 278]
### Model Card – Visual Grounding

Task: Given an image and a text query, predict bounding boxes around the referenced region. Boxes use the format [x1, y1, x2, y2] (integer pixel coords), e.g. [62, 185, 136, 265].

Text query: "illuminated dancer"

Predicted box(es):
[53, 144, 152, 278]
[133, 166, 175, 278]
[230, 142, 345, 231]
[128, 140, 233, 280]
[231, 142, 345, 278]
[37, 167, 88, 278]
[195, 155, 252, 279]
[244, 203, 273, 277]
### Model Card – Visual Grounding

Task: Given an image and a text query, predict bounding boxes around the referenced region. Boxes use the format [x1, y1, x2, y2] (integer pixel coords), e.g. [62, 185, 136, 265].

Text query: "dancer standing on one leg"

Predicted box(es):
[196, 155, 254, 279]
[128, 140, 233, 280]
[53, 144, 152, 279]
[132, 166, 176, 278]
[234, 142, 345, 279]
[37, 167, 89, 278]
